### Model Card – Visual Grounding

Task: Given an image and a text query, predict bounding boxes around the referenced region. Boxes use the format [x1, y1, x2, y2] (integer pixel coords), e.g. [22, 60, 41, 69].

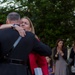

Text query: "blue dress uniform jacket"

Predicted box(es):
[0, 28, 51, 75]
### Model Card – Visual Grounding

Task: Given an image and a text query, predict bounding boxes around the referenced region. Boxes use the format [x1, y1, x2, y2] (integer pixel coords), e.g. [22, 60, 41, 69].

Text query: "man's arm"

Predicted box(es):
[33, 36, 52, 56]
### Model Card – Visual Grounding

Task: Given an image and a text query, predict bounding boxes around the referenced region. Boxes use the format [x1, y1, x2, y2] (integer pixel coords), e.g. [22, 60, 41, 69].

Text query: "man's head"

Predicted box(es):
[6, 12, 20, 24]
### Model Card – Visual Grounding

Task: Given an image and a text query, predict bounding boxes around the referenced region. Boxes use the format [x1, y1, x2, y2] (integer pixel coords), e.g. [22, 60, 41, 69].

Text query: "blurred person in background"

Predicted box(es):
[69, 41, 75, 75]
[45, 56, 55, 75]
[53, 39, 67, 75]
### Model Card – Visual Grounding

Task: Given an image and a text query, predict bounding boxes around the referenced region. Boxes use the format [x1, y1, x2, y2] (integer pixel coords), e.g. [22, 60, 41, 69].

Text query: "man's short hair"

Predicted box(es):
[7, 12, 20, 21]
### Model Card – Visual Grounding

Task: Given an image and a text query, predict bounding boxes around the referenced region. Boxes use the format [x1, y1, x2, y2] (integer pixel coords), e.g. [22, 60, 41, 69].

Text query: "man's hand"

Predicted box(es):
[14, 25, 26, 37]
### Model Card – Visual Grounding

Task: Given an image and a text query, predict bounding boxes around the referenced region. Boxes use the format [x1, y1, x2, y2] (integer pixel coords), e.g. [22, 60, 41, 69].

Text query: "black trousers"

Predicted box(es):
[0, 63, 28, 75]
[71, 73, 75, 75]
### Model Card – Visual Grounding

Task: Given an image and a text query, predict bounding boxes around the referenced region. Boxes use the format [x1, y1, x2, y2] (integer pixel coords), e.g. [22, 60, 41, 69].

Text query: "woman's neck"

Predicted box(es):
[57, 46, 62, 50]
[48, 63, 50, 67]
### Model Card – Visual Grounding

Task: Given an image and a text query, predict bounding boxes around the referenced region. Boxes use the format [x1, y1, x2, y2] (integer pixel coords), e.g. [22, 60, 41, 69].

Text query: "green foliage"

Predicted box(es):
[0, 0, 75, 47]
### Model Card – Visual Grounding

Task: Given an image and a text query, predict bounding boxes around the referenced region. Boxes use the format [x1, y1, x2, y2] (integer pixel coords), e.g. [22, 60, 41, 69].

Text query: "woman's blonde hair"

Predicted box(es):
[21, 16, 35, 34]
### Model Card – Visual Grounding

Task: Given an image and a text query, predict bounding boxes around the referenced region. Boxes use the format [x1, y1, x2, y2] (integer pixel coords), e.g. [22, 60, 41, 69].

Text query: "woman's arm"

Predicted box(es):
[0, 24, 12, 29]
[50, 65, 55, 74]
[53, 48, 59, 60]
[60, 48, 67, 60]
[0, 24, 26, 37]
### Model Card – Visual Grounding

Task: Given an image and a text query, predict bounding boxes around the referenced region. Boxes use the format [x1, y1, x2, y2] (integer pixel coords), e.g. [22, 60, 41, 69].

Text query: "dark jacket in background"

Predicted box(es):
[53, 47, 67, 62]
[69, 48, 75, 66]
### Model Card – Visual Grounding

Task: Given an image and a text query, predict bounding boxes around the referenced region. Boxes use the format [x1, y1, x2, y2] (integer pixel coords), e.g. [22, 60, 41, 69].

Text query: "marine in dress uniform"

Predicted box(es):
[0, 12, 52, 75]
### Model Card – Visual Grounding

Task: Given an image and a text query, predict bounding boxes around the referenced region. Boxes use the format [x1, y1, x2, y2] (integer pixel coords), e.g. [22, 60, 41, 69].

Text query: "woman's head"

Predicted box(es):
[45, 56, 51, 64]
[20, 16, 35, 34]
[45, 56, 53, 67]
[56, 39, 64, 48]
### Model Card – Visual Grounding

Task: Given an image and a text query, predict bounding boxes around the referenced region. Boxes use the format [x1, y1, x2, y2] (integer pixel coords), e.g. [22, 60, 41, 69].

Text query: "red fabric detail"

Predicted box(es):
[29, 53, 49, 75]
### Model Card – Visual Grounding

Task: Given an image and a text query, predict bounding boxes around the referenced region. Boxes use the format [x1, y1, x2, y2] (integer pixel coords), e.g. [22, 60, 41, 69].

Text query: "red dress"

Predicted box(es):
[29, 53, 49, 75]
